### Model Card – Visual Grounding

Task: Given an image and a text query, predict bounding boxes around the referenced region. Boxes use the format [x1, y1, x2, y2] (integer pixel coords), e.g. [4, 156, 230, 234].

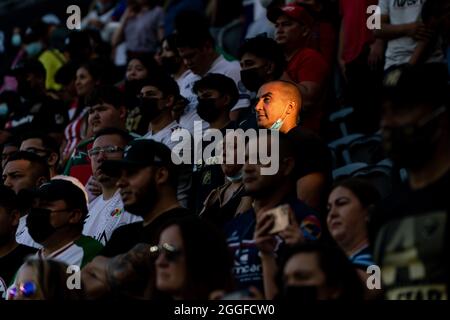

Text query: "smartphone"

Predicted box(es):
[265, 204, 290, 234]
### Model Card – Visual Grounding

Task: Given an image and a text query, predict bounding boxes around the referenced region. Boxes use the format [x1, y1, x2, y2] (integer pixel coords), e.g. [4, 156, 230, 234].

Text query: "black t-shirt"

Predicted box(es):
[287, 126, 332, 179]
[4, 95, 68, 136]
[100, 207, 192, 257]
[191, 121, 238, 214]
[371, 169, 450, 300]
[0, 244, 37, 300]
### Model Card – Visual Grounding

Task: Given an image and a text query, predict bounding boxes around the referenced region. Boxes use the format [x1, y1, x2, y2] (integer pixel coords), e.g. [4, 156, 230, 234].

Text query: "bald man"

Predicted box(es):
[255, 80, 331, 213]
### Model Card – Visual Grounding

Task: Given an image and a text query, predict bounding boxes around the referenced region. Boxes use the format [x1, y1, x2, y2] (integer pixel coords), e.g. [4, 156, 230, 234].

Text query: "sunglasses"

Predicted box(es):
[149, 243, 182, 262]
[7, 281, 38, 300]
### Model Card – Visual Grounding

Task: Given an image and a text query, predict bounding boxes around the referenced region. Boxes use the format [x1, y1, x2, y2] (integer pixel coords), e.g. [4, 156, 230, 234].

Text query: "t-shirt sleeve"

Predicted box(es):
[288, 49, 328, 84]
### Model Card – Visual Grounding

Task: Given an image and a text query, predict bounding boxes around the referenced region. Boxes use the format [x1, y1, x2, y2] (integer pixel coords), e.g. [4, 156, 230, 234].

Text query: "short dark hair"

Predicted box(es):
[331, 178, 381, 208]
[193, 73, 239, 109]
[6, 151, 50, 180]
[85, 85, 124, 109]
[278, 243, 364, 300]
[141, 74, 180, 98]
[239, 36, 286, 79]
[174, 11, 213, 48]
[20, 132, 61, 165]
[0, 184, 19, 214]
[94, 127, 133, 144]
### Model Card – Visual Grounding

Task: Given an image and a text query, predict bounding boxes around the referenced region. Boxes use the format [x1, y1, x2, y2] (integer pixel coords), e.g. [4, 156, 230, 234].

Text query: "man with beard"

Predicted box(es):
[81, 140, 191, 299]
[96, 139, 191, 257]
[3, 151, 50, 249]
[82, 128, 142, 245]
[0, 185, 36, 300]
[190, 73, 239, 213]
[372, 63, 450, 300]
[5, 59, 68, 141]
[224, 130, 321, 292]
[26, 179, 103, 267]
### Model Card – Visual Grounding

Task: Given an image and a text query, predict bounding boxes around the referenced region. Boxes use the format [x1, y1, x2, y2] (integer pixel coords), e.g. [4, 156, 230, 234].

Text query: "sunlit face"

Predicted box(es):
[255, 82, 289, 129]
[75, 67, 96, 97]
[327, 186, 368, 244]
[126, 59, 149, 81]
[155, 225, 187, 298]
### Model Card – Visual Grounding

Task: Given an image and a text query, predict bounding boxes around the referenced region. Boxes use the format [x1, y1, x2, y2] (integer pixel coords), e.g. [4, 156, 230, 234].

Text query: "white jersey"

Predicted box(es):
[16, 216, 42, 249]
[206, 55, 251, 112]
[143, 120, 184, 150]
[34, 235, 103, 268]
[83, 190, 142, 246]
[380, 0, 444, 70]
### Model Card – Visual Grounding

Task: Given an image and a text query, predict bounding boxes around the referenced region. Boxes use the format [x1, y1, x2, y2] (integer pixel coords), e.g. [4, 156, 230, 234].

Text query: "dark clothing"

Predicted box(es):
[0, 244, 37, 300]
[100, 207, 192, 257]
[224, 195, 321, 290]
[371, 169, 450, 300]
[191, 121, 238, 214]
[287, 126, 332, 180]
[4, 95, 68, 136]
[200, 182, 245, 228]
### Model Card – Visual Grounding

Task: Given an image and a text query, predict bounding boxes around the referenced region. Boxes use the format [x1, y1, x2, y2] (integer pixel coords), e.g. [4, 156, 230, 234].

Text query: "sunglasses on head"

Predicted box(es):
[7, 281, 38, 300]
[149, 243, 182, 262]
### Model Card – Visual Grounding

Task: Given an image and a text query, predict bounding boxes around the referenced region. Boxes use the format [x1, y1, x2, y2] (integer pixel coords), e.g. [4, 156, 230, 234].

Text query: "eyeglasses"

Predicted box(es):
[23, 147, 50, 155]
[7, 281, 38, 300]
[149, 243, 182, 262]
[88, 146, 124, 158]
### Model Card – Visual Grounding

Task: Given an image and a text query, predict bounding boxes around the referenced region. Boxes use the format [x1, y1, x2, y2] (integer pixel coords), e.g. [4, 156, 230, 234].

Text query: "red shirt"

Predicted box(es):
[287, 47, 329, 85]
[310, 21, 338, 67]
[287, 48, 329, 133]
[340, 0, 377, 64]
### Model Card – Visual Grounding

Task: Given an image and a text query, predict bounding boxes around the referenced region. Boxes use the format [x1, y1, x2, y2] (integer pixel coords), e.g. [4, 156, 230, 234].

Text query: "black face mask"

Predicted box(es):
[240, 67, 266, 93]
[382, 107, 445, 169]
[197, 98, 221, 123]
[139, 97, 162, 123]
[26, 208, 57, 244]
[161, 56, 180, 75]
[282, 285, 318, 301]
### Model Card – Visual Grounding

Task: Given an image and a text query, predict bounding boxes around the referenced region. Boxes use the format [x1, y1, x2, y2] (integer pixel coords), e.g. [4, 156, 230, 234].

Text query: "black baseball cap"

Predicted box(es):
[382, 63, 449, 109]
[32, 179, 88, 216]
[100, 139, 176, 175]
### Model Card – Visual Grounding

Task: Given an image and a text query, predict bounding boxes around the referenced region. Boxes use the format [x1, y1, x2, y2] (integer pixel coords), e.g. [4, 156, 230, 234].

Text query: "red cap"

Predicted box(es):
[267, 3, 315, 29]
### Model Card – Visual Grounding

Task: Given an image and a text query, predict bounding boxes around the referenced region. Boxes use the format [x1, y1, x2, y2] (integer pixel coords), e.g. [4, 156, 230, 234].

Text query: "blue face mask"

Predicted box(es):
[25, 41, 43, 57]
[0, 103, 8, 116]
[269, 105, 289, 131]
[11, 34, 21, 47]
